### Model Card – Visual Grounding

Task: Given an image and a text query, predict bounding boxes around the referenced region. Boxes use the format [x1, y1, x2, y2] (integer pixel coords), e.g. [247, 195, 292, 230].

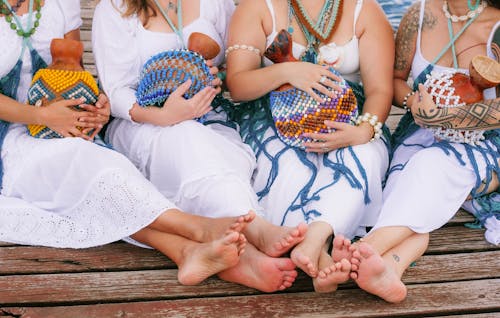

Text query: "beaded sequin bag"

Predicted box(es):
[265, 30, 358, 149]
[424, 55, 499, 145]
[136, 33, 219, 121]
[27, 39, 99, 139]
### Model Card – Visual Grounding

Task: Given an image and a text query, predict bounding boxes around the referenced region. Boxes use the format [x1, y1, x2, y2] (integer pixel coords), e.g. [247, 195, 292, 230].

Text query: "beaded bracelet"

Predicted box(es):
[225, 44, 261, 58]
[402, 91, 416, 112]
[355, 112, 383, 141]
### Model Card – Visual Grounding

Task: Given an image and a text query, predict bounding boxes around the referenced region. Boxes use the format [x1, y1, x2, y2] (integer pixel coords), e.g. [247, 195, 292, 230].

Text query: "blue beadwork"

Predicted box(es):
[136, 49, 214, 113]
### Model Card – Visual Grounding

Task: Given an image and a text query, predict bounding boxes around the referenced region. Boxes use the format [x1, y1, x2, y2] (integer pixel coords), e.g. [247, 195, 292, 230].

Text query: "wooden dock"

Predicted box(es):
[0, 1, 499, 317]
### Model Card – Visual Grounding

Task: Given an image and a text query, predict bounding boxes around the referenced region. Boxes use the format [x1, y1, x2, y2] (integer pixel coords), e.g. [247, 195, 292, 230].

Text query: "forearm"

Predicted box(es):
[227, 63, 289, 102]
[361, 90, 393, 123]
[393, 78, 415, 108]
[0, 94, 43, 125]
[413, 97, 500, 131]
[129, 103, 180, 127]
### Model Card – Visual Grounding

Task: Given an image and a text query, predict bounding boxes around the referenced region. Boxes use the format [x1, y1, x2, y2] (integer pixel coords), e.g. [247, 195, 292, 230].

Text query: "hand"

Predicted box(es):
[303, 121, 373, 153]
[286, 62, 343, 103]
[78, 94, 111, 139]
[206, 59, 222, 95]
[411, 84, 439, 127]
[40, 97, 99, 140]
[161, 79, 216, 125]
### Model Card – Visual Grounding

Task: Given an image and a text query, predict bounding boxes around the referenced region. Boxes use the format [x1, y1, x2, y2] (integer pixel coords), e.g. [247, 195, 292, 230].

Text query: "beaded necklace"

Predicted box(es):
[1, 0, 42, 38]
[287, 0, 342, 63]
[153, 0, 185, 48]
[443, 0, 485, 68]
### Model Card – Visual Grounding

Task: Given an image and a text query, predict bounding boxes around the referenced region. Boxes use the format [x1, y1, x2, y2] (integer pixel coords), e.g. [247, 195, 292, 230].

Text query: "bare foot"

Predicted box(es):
[314, 259, 351, 293]
[218, 244, 298, 292]
[248, 219, 308, 257]
[201, 211, 256, 242]
[290, 236, 323, 278]
[350, 242, 407, 303]
[331, 234, 352, 263]
[177, 231, 245, 285]
[313, 252, 351, 293]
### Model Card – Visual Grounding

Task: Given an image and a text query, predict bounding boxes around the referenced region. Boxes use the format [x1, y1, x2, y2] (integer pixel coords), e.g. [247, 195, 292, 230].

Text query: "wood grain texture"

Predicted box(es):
[2, 279, 499, 318]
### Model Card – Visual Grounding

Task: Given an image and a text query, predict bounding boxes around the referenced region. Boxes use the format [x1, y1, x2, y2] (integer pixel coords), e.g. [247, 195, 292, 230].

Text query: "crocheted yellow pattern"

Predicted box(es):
[27, 69, 99, 138]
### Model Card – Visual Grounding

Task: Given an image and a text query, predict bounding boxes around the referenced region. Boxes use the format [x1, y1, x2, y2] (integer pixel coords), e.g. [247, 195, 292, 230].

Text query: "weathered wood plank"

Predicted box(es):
[0, 244, 174, 275]
[2, 279, 499, 318]
[1, 250, 498, 305]
[428, 226, 495, 254]
[0, 223, 494, 276]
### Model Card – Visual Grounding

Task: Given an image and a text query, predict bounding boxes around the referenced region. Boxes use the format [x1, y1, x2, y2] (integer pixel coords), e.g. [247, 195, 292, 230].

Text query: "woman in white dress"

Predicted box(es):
[92, 0, 308, 293]
[225, 0, 393, 292]
[0, 0, 257, 287]
[349, 0, 500, 303]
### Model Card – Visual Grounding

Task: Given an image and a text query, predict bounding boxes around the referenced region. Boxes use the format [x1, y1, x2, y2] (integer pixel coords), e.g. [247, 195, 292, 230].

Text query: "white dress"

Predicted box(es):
[241, 0, 389, 239]
[371, 0, 499, 235]
[0, 0, 173, 248]
[92, 0, 263, 218]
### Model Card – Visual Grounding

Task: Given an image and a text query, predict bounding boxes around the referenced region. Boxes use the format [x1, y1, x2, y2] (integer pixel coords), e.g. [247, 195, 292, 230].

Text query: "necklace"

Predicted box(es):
[10, 0, 26, 12]
[167, 0, 176, 13]
[442, 0, 486, 23]
[290, 0, 342, 43]
[1, 0, 42, 38]
[153, 0, 185, 48]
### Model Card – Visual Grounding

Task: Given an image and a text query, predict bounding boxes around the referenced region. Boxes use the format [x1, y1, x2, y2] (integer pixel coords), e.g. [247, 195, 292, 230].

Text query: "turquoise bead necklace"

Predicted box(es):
[153, 0, 185, 48]
[287, 0, 341, 63]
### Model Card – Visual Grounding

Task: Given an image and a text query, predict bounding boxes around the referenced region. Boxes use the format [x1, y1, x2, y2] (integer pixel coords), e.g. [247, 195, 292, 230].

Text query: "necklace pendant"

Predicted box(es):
[167, 1, 177, 12]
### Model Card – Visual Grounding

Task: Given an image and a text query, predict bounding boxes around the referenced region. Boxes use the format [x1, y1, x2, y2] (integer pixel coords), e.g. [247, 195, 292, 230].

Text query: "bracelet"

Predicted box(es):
[355, 112, 383, 141]
[402, 91, 415, 112]
[225, 44, 261, 58]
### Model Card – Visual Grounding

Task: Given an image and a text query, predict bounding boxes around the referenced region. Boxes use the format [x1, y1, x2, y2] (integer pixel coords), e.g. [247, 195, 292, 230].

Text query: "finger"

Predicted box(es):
[96, 94, 109, 108]
[324, 68, 342, 82]
[78, 104, 99, 112]
[311, 82, 335, 99]
[206, 59, 214, 67]
[211, 77, 222, 87]
[209, 65, 219, 76]
[58, 97, 86, 107]
[74, 120, 102, 129]
[89, 128, 100, 140]
[68, 127, 87, 139]
[171, 79, 192, 98]
[303, 131, 332, 140]
[306, 87, 324, 103]
[324, 120, 349, 130]
[191, 86, 213, 104]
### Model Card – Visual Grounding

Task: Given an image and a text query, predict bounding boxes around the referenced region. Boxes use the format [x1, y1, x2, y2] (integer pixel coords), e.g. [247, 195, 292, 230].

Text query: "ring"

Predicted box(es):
[319, 76, 327, 84]
[321, 147, 329, 152]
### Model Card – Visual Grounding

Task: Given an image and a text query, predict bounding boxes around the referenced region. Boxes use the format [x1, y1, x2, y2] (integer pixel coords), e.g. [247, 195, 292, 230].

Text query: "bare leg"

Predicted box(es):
[361, 226, 416, 256]
[350, 233, 429, 303]
[132, 228, 246, 286]
[146, 209, 256, 242]
[290, 221, 332, 277]
[218, 243, 298, 292]
[243, 216, 308, 257]
[313, 239, 351, 293]
[331, 234, 352, 263]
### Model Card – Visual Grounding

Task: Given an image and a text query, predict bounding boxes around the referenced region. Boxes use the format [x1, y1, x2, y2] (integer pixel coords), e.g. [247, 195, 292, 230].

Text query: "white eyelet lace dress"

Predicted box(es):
[0, 0, 173, 248]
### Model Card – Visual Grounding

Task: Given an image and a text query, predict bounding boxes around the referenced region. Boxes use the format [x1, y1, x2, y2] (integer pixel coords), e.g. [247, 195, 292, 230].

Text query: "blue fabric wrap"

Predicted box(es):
[0, 47, 47, 190]
[232, 82, 391, 225]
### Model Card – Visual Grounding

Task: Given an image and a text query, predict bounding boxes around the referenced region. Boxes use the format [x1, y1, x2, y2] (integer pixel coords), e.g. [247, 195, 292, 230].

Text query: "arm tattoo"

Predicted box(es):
[395, 2, 437, 71]
[414, 98, 500, 130]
